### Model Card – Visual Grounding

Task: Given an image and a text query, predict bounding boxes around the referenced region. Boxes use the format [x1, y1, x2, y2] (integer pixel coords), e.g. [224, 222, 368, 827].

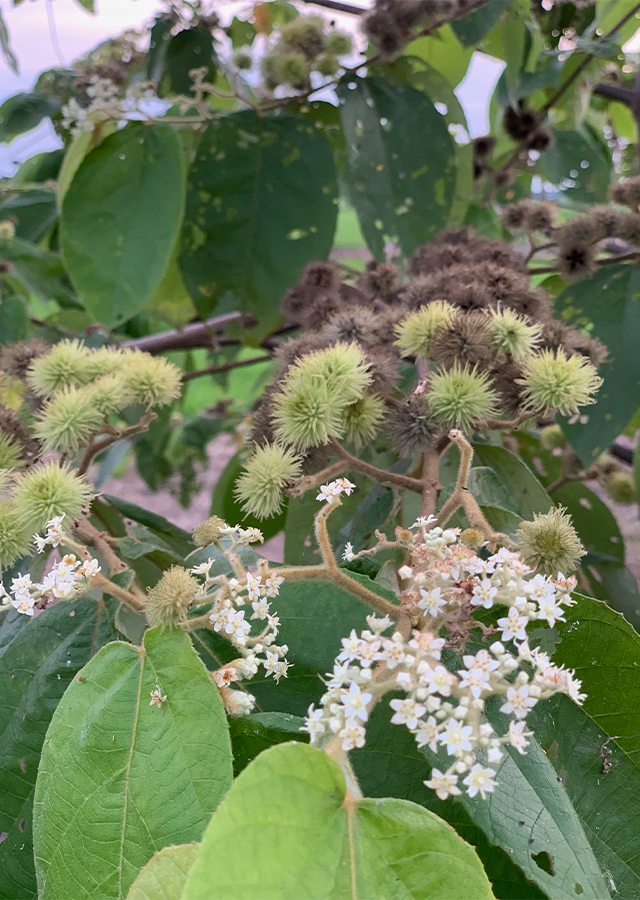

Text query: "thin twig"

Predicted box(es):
[181, 354, 272, 383]
[77, 410, 156, 476]
[329, 438, 424, 493]
[286, 460, 347, 498]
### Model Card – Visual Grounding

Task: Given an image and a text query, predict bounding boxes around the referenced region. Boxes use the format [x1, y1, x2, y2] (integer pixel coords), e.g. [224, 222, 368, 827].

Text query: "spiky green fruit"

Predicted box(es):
[235, 443, 302, 519]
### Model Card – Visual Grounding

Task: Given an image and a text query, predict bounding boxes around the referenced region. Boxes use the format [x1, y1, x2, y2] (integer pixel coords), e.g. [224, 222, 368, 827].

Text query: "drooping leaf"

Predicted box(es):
[182, 742, 495, 899]
[539, 129, 611, 204]
[159, 26, 216, 97]
[0, 93, 59, 142]
[471, 444, 553, 520]
[0, 237, 76, 306]
[555, 263, 640, 463]
[452, 0, 511, 46]
[100, 494, 193, 558]
[126, 843, 199, 900]
[61, 122, 185, 328]
[180, 111, 338, 323]
[0, 597, 118, 900]
[0, 189, 57, 243]
[337, 76, 456, 259]
[33, 628, 233, 900]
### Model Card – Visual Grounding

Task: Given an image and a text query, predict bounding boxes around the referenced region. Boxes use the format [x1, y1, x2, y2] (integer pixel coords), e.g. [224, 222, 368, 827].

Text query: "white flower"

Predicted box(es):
[191, 561, 212, 576]
[462, 764, 496, 799]
[338, 630, 365, 663]
[339, 721, 366, 751]
[224, 690, 255, 717]
[413, 515, 437, 528]
[424, 768, 461, 800]
[149, 685, 167, 707]
[303, 704, 326, 741]
[500, 684, 538, 719]
[246, 572, 262, 602]
[462, 650, 500, 677]
[389, 698, 426, 730]
[440, 718, 473, 756]
[496, 607, 529, 643]
[251, 598, 270, 620]
[414, 716, 440, 752]
[380, 637, 405, 669]
[343, 542, 356, 562]
[264, 573, 284, 597]
[366, 614, 393, 634]
[77, 558, 101, 579]
[418, 663, 455, 697]
[335, 478, 356, 495]
[12, 596, 35, 616]
[487, 746, 503, 763]
[418, 587, 446, 617]
[470, 579, 498, 609]
[508, 720, 531, 754]
[409, 630, 445, 658]
[457, 669, 491, 700]
[341, 682, 372, 722]
[536, 597, 566, 627]
[11, 574, 33, 598]
[326, 661, 351, 688]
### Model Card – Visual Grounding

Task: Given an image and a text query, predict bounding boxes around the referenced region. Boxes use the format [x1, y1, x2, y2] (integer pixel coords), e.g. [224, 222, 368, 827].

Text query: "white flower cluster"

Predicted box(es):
[1, 516, 100, 616]
[317, 478, 356, 503]
[190, 526, 289, 715]
[61, 77, 127, 138]
[303, 516, 585, 801]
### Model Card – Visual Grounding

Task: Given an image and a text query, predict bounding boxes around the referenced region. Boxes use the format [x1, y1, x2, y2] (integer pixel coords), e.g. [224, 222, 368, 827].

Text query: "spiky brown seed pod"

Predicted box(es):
[616, 212, 640, 247]
[610, 177, 640, 210]
[0, 339, 49, 381]
[322, 307, 377, 346]
[362, 348, 400, 395]
[360, 261, 401, 301]
[386, 392, 438, 457]
[501, 201, 532, 231]
[274, 334, 329, 375]
[429, 311, 493, 370]
[555, 216, 600, 247]
[527, 127, 552, 152]
[490, 360, 527, 419]
[503, 104, 537, 141]
[557, 243, 596, 279]
[301, 260, 341, 292]
[524, 202, 556, 233]
[0, 404, 39, 460]
[586, 205, 625, 240]
[473, 135, 496, 160]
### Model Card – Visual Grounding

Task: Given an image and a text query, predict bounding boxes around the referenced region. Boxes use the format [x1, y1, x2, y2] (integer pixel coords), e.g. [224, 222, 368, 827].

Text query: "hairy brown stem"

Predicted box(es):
[420, 449, 440, 517]
[73, 520, 128, 577]
[77, 410, 156, 476]
[92, 573, 146, 612]
[529, 249, 640, 276]
[286, 460, 347, 499]
[436, 430, 514, 548]
[329, 438, 424, 493]
[484, 411, 537, 431]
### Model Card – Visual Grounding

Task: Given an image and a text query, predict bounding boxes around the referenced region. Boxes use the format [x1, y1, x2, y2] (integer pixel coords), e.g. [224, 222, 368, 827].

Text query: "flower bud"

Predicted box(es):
[219, 686, 255, 717]
[516, 506, 585, 575]
[0, 220, 15, 240]
[460, 528, 484, 550]
[192, 515, 228, 547]
[232, 48, 252, 70]
[146, 566, 199, 627]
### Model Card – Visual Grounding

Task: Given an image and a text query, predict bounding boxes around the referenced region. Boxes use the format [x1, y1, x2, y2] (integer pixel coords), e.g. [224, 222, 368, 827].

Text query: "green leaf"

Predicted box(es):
[0, 296, 28, 344]
[539, 129, 611, 203]
[61, 122, 186, 328]
[0, 93, 59, 141]
[229, 711, 306, 775]
[159, 26, 216, 97]
[406, 26, 473, 87]
[0, 10, 18, 74]
[0, 597, 118, 900]
[555, 263, 640, 462]
[352, 704, 546, 900]
[33, 628, 233, 900]
[210, 451, 287, 543]
[182, 742, 495, 900]
[471, 444, 553, 520]
[552, 481, 623, 565]
[228, 16, 257, 48]
[57, 124, 118, 205]
[180, 111, 338, 322]
[0, 189, 57, 243]
[101, 494, 193, 558]
[13, 148, 64, 184]
[337, 76, 456, 260]
[452, 0, 511, 46]
[146, 13, 175, 82]
[126, 844, 199, 900]
[0, 237, 76, 306]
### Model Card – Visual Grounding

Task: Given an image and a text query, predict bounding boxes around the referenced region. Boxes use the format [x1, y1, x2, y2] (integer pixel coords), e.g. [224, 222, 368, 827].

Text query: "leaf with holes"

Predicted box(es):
[0, 597, 118, 900]
[61, 122, 185, 328]
[338, 76, 456, 260]
[179, 111, 337, 323]
[556, 263, 640, 463]
[182, 742, 494, 899]
[126, 843, 199, 900]
[33, 627, 233, 900]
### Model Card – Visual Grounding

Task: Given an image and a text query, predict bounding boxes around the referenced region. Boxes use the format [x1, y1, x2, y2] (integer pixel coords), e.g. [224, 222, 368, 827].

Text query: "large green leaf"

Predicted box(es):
[452, 0, 511, 46]
[555, 263, 640, 462]
[101, 494, 193, 558]
[337, 75, 456, 259]
[471, 444, 553, 519]
[0, 597, 118, 900]
[61, 122, 185, 328]
[180, 111, 337, 322]
[229, 711, 306, 775]
[406, 26, 473, 87]
[159, 26, 216, 97]
[127, 844, 199, 900]
[146, 13, 175, 83]
[33, 628, 233, 900]
[539, 129, 611, 204]
[0, 93, 59, 142]
[0, 190, 57, 243]
[182, 742, 494, 899]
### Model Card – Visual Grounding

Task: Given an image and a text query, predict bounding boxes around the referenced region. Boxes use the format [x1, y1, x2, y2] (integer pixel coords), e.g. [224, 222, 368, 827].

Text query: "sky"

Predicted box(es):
[0, 0, 500, 174]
